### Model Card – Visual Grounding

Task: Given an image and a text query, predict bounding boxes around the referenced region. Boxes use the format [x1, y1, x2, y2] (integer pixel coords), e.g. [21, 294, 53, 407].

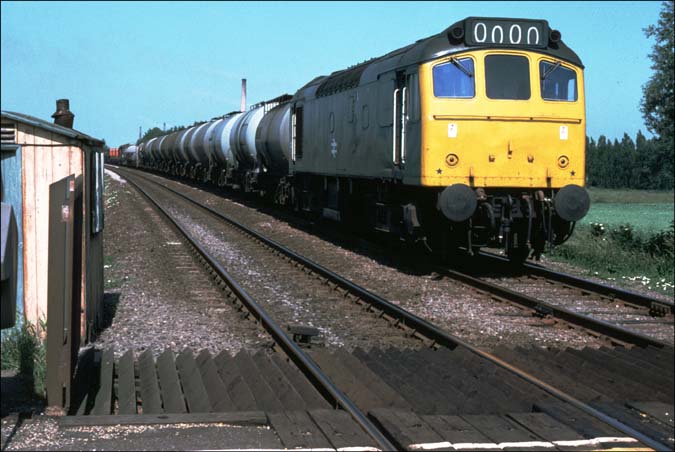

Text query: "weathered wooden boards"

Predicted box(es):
[85, 348, 330, 416]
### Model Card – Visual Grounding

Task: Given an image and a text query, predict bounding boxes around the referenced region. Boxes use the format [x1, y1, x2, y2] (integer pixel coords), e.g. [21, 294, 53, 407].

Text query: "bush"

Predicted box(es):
[646, 220, 674, 259]
[590, 222, 606, 237]
[609, 223, 636, 247]
[548, 221, 674, 295]
[1, 320, 47, 397]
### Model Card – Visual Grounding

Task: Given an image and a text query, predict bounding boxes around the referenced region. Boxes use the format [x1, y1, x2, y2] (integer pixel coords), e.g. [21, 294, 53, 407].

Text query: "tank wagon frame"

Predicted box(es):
[129, 16, 591, 261]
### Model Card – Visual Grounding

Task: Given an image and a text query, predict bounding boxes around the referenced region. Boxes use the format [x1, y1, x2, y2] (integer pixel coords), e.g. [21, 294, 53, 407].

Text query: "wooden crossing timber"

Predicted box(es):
[80, 348, 330, 416]
[62, 346, 674, 451]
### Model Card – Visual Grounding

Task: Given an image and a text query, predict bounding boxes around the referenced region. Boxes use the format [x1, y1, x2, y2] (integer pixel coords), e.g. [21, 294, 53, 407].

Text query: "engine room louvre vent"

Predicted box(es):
[1, 123, 16, 144]
[316, 62, 371, 98]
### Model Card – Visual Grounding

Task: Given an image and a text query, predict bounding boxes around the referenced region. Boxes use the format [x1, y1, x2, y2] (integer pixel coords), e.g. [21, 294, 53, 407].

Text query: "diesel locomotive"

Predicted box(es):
[126, 16, 591, 261]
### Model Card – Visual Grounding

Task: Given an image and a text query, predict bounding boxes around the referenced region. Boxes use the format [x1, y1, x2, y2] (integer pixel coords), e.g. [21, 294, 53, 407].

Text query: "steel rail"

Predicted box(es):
[115, 166, 671, 451]
[438, 267, 671, 349]
[119, 170, 395, 451]
[480, 250, 675, 314]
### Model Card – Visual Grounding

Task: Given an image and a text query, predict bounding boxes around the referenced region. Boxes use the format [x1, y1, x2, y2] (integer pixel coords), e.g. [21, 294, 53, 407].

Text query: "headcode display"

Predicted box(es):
[465, 18, 548, 48]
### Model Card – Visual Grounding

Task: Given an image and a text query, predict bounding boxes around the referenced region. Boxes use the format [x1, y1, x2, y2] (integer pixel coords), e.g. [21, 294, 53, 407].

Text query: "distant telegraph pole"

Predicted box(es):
[138, 126, 142, 141]
[163, 122, 166, 132]
[240, 78, 247, 112]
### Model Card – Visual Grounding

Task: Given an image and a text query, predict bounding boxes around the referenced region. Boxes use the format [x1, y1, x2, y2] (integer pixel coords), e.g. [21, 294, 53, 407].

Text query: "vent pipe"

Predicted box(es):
[51, 99, 74, 128]
[240, 79, 247, 112]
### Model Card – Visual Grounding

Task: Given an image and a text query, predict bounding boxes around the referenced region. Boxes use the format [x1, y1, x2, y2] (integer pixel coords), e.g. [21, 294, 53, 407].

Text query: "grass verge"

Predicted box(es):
[1, 320, 47, 397]
[546, 221, 674, 297]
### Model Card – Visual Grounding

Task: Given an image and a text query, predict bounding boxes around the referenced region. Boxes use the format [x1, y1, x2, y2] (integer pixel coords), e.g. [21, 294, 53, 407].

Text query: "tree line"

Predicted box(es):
[586, 132, 673, 190]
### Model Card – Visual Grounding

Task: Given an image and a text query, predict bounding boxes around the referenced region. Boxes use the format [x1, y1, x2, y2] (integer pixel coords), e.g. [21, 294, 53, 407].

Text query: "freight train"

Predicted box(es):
[121, 16, 590, 262]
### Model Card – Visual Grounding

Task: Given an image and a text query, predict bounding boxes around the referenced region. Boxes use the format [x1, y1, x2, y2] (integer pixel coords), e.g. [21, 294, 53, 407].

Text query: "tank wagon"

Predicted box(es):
[121, 144, 139, 167]
[131, 17, 590, 261]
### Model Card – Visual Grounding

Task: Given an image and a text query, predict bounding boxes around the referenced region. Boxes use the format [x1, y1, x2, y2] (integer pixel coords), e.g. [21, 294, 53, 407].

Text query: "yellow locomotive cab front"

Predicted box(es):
[419, 49, 586, 189]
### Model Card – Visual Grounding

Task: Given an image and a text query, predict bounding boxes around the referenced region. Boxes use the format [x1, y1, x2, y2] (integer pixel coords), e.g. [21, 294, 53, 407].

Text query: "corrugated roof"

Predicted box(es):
[1, 110, 104, 146]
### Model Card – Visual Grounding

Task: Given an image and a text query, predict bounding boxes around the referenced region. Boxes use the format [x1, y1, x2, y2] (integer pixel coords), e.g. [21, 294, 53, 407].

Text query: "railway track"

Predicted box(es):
[98, 166, 674, 450]
[436, 264, 673, 349]
[118, 166, 673, 350]
[449, 252, 674, 346]
[482, 250, 674, 315]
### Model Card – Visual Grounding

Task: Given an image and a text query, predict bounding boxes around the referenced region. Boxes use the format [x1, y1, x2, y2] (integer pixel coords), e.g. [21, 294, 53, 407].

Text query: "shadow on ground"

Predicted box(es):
[100, 292, 121, 331]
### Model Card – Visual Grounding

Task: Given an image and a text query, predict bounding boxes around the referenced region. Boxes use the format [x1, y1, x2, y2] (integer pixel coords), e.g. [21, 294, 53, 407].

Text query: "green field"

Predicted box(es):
[583, 188, 673, 233]
[581, 203, 673, 234]
[587, 187, 674, 204]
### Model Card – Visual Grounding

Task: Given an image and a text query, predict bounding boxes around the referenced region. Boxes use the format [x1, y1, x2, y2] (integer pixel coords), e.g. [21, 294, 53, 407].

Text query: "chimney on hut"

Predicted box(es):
[51, 99, 75, 128]
[240, 79, 247, 112]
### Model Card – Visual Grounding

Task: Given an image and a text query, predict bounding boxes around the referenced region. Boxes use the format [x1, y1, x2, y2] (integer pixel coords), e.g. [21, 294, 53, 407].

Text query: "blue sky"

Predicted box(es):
[1, 1, 664, 147]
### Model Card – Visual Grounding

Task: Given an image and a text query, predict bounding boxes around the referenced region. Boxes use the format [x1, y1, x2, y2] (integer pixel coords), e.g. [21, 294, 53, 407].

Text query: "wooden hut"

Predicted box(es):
[1, 101, 105, 344]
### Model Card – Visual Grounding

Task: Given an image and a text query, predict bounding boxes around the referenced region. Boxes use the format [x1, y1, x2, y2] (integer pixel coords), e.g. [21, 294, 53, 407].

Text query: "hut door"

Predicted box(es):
[46, 175, 76, 410]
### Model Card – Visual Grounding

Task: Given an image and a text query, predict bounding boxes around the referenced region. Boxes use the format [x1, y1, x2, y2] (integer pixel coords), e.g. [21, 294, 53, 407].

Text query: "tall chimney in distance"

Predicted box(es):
[240, 79, 247, 112]
[52, 99, 75, 128]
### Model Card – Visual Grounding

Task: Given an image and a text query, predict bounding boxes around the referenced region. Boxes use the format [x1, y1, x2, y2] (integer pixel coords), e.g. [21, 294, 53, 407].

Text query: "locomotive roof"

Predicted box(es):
[304, 17, 583, 99]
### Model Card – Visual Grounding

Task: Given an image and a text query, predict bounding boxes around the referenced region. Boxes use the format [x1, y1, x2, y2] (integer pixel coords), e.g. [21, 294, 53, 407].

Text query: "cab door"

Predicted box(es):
[393, 71, 420, 170]
[392, 71, 406, 167]
[377, 70, 419, 175]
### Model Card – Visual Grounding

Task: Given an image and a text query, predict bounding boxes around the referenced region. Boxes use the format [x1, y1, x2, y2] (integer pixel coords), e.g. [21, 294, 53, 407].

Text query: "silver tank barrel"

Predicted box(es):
[162, 132, 180, 162]
[156, 135, 168, 161]
[255, 103, 291, 175]
[213, 114, 242, 167]
[174, 129, 190, 163]
[178, 126, 198, 163]
[146, 137, 158, 162]
[189, 122, 212, 165]
[202, 119, 223, 166]
[230, 106, 264, 170]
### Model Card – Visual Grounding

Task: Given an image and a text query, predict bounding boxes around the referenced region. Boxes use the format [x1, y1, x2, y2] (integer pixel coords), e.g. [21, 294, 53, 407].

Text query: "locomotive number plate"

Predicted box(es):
[465, 18, 548, 48]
